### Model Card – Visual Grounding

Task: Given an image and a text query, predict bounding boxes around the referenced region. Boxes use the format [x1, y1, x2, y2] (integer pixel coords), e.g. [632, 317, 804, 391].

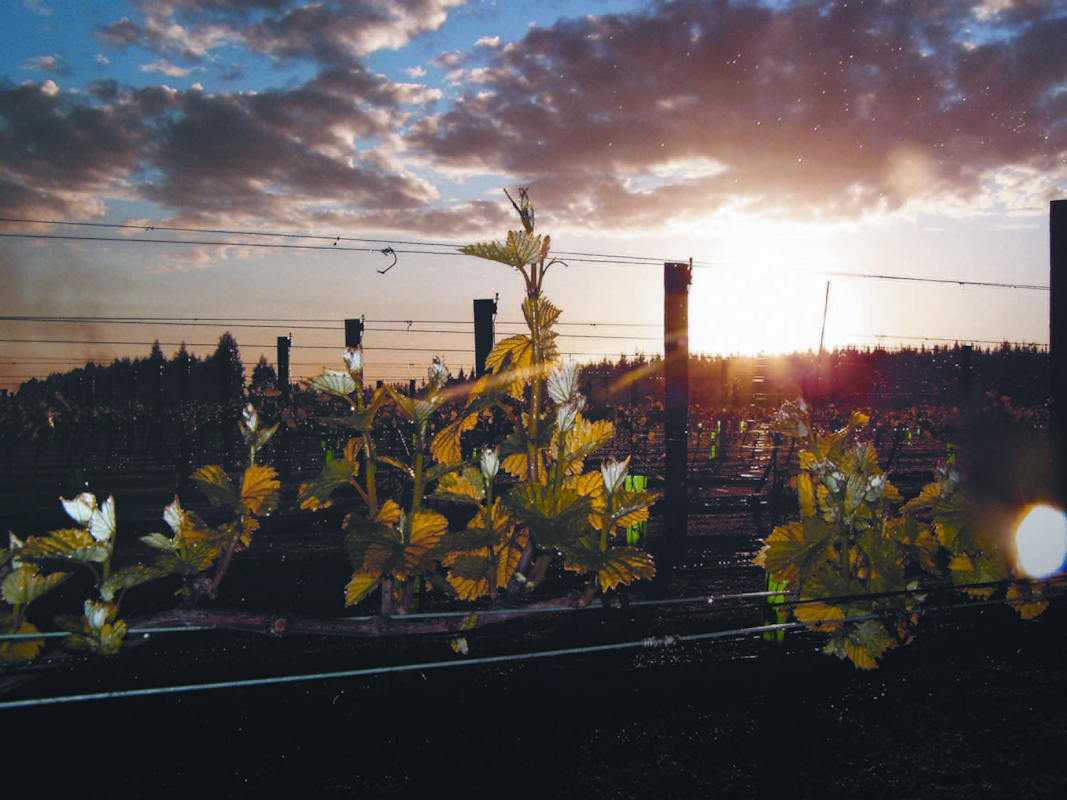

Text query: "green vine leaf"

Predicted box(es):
[307, 369, 357, 400]
[822, 618, 896, 670]
[100, 565, 168, 602]
[191, 465, 240, 510]
[298, 458, 357, 510]
[2, 565, 69, 605]
[460, 230, 547, 269]
[505, 481, 593, 551]
[0, 618, 44, 664]
[240, 464, 281, 516]
[19, 528, 110, 564]
[560, 538, 656, 591]
[753, 518, 836, 586]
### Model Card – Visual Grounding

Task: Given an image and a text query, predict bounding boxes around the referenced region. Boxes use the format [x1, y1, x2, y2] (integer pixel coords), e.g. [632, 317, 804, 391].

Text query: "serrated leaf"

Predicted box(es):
[444, 509, 527, 600]
[100, 565, 168, 602]
[560, 539, 656, 591]
[397, 510, 449, 578]
[298, 458, 357, 510]
[754, 519, 836, 586]
[307, 369, 357, 399]
[344, 573, 381, 607]
[192, 465, 240, 509]
[377, 455, 415, 479]
[61, 492, 96, 525]
[792, 601, 847, 630]
[89, 495, 116, 542]
[824, 619, 895, 670]
[141, 532, 179, 552]
[0, 619, 44, 664]
[460, 230, 547, 269]
[155, 541, 220, 576]
[430, 411, 481, 464]
[434, 469, 486, 505]
[241, 464, 280, 516]
[2, 565, 68, 605]
[1006, 583, 1049, 620]
[485, 334, 536, 376]
[505, 481, 593, 550]
[19, 528, 111, 564]
[885, 516, 939, 573]
[855, 526, 906, 594]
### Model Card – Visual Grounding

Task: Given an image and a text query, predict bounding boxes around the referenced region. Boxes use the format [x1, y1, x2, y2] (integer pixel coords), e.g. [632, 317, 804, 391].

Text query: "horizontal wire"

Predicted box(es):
[1, 218, 1043, 287]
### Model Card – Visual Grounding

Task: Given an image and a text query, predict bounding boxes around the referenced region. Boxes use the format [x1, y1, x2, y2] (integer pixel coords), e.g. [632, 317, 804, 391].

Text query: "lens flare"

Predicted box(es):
[1013, 504, 1067, 579]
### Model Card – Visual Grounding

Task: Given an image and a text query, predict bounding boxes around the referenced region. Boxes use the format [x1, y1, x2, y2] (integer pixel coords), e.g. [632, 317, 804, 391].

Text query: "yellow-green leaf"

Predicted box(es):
[2, 565, 68, 605]
[0, 620, 44, 664]
[753, 519, 836, 586]
[19, 528, 110, 563]
[561, 541, 656, 592]
[307, 369, 357, 399]
[344, 573, 381, 607]
[192, 465, 240, 509]
[298, 458, 357, 510]
[241, 464, 280, 516]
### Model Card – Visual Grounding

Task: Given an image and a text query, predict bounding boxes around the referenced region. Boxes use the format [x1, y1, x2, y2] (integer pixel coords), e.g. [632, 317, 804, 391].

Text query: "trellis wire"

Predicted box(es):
[1, 585, 1062, 710]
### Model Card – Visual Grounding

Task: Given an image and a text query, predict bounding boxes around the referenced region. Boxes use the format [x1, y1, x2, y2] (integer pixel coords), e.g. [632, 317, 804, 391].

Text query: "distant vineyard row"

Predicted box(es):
[3, 332, 1051, 416]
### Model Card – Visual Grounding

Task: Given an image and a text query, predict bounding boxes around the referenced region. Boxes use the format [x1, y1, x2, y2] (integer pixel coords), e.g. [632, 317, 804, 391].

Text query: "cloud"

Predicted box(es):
[407, 0, 1067, 229]
[23, 0, 52, 17]
[139, 59, 203, 78]
[98, 0, 467, 65]
[0, 80, 146, 219]
[20, 55, 73, 75]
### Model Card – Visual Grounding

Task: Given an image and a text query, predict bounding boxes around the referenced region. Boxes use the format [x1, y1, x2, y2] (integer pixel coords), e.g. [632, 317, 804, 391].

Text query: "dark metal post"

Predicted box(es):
[1051, 200, 1067, 502]
[344, 318, 364, 350]
[473, 298, 497, 378]
[277, 335, 291, 398]
[276, 334, 291, 479]
[660, 261, 692, 590]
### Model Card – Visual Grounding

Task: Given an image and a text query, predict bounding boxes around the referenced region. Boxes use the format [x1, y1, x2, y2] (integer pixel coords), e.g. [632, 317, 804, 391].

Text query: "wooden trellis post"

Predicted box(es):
[1051, 200, 1067, 502]
[660, 260, 692, 589]
[473, 297, 497, 378]
[277, 334, 291, 479]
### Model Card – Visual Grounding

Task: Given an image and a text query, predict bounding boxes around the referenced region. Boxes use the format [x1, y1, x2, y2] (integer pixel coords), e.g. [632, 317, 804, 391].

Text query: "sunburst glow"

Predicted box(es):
[1013, 504, 1067, 579]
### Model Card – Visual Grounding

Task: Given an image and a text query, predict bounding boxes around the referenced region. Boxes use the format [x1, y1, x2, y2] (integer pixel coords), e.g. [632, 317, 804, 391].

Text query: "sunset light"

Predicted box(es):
[0, 0, 1062, 383]
[1014, 504, 1067, 580]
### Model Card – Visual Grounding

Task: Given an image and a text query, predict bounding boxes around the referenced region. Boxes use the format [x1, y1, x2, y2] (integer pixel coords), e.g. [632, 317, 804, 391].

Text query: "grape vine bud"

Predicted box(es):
[480, 447, 500, 481]
[344, 346, 363, 375]
[242, 403, 258, 433]
[557, 401, 580, 434]
[428, 356, 448, 390]
[84, 599, 110, 631]
[547, 361, 581, 406]
[601, 457, 631, 496]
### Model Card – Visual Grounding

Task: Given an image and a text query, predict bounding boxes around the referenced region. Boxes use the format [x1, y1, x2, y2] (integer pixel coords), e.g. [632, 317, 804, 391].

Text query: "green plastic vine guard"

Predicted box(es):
[625, 474, 649, 546]
[762, 574, 788, 648]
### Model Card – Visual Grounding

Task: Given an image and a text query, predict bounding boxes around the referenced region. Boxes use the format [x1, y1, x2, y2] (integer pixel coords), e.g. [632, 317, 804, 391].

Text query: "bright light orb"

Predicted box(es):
[1013, 504, 1067, 579]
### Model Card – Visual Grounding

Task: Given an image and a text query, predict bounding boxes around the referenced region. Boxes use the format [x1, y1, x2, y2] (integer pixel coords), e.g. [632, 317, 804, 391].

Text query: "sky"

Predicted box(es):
[1, 0, 1065, 391]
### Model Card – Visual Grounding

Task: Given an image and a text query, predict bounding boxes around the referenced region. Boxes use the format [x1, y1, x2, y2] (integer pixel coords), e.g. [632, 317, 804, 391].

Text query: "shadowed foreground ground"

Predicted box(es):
[5, 600, 1065, 799]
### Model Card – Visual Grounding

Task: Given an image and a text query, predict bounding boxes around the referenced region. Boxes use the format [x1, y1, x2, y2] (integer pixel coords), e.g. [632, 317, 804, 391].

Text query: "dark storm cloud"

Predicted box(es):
[407, 0, 1067, 228]
[99, 0, 466, 65]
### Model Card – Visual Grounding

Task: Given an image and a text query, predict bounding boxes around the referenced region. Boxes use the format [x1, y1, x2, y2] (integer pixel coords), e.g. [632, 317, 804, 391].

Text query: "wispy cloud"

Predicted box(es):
[20, 54, 72, 74]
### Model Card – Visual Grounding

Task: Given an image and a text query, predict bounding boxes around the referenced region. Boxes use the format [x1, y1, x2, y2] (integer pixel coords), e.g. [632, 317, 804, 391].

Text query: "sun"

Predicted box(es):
[688, 220, 865, 357]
